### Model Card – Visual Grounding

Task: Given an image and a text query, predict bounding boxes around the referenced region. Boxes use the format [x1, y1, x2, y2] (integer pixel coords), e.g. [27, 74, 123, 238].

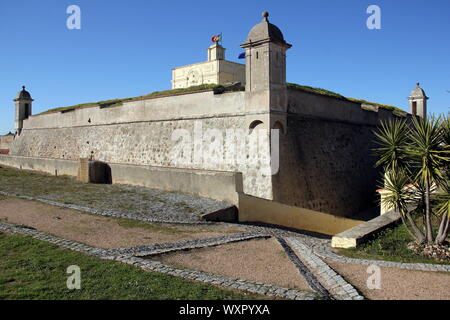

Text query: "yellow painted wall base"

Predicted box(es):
[238, 193, 363, 236]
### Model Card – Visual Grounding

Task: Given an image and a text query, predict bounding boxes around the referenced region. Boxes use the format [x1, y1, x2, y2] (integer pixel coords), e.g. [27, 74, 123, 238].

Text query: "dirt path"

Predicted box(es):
[0, 198, 245, 249]
[155, 238, 314, 292]
[326, 259, 450, 300]
[0, 196, 315, 295]
[2, 196, 449, 300]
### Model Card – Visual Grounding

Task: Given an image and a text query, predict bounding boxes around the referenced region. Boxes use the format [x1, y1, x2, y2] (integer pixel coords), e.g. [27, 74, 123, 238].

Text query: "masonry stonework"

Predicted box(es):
[4, 12, 419, 228]
[0, 133, 14, 151]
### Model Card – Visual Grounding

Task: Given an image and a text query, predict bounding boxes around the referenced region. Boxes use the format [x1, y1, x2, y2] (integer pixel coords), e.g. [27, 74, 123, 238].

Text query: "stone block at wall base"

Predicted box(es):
[331, 210, 401, 248]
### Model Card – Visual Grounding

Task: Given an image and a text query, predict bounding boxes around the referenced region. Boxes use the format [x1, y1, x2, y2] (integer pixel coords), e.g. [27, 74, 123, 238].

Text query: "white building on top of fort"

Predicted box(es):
[171, 41, 245, 89]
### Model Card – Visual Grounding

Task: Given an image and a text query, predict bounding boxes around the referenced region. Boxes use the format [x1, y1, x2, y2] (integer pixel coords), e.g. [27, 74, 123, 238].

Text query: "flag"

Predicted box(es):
[211, 33, 222, 44]
[238, 52, 246, 59]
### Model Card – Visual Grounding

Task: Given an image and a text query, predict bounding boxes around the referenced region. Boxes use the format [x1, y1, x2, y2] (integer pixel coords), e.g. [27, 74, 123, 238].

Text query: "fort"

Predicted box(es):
[0, 12, 428, 235]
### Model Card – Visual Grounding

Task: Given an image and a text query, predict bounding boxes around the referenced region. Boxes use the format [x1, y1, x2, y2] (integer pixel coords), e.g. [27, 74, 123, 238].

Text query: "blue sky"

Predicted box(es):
[1, 0, 449, 134]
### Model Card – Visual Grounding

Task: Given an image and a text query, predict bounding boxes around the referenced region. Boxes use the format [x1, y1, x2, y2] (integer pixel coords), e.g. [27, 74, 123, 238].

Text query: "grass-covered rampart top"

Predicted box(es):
[287, 83, 406, 115]
[38, 84, 235, 115]
[37, 82, 404, 116]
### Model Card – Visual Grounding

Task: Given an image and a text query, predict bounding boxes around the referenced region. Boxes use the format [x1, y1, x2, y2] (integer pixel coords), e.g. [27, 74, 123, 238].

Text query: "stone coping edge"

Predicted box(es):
[331, 210, 401, 248]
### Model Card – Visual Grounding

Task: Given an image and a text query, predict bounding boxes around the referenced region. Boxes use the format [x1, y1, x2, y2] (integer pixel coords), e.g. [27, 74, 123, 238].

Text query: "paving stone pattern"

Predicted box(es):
[2, 192, 449, 301]
[286, 237, 364, 300]
[276, 237, 331, 298]
[0, 222, 319, 300]
[106, 232, 269, 257]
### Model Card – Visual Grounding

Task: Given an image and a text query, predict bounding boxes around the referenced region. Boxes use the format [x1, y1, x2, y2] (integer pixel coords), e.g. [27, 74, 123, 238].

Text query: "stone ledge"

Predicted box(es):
[331, 210, 401, 248]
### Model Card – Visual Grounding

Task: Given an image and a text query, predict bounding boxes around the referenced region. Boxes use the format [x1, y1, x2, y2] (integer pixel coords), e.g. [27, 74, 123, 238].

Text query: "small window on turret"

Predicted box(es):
[412, 101, 417, 115]
[24, 104, 30, 119]
[256, 51, 259, 59]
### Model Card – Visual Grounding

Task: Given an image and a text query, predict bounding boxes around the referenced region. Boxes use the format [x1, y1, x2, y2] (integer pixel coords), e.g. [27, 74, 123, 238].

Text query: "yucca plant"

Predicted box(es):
[374, 115, 450, 245]
[382, 169, 425, 243]
[435, 179, 450, 244]
[373, 119, 411, 173]
[434, 118, 450, 244]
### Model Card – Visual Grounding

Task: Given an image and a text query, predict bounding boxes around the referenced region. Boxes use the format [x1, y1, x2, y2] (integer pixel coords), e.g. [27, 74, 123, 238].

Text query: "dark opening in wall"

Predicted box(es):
[24, 104, 30, 119]
[249, 120, 263, 134]
[273, 121, 285, 134]
[412, 101, 417, 115]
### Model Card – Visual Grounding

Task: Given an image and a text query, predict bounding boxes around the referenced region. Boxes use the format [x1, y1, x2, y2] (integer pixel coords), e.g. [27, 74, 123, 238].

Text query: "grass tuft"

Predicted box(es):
[115, 218, 191, 234]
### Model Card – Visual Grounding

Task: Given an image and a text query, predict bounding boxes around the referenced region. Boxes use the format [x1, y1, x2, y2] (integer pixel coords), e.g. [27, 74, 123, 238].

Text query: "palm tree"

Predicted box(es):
[374, 116, 450, 245]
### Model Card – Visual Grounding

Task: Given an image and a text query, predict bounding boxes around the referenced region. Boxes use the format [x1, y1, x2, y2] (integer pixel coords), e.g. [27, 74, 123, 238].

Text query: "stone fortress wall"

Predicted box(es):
[9, 85, 404, 218]
[10, 90, 273, 200]
[3, 11, 420, 233]
[275, 90, 404, 217]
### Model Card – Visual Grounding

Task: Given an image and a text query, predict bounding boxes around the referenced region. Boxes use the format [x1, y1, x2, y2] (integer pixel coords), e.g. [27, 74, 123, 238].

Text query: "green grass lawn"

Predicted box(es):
[338, 222, 450, 265]
[0, 232, 259, 300]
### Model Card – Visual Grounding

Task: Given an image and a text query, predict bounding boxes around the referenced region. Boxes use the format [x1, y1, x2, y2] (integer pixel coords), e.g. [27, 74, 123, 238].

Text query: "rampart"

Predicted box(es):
[4, 87, 406, 219]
